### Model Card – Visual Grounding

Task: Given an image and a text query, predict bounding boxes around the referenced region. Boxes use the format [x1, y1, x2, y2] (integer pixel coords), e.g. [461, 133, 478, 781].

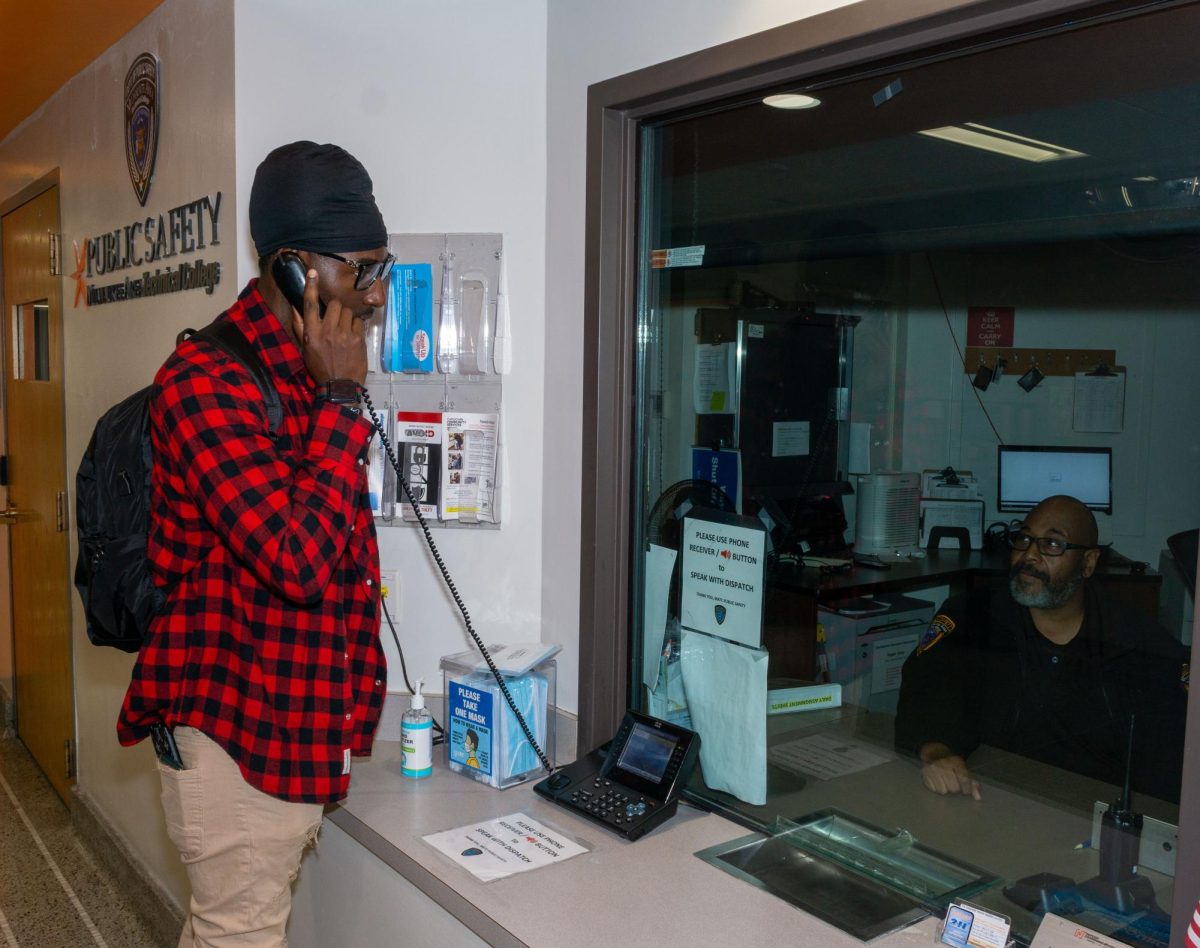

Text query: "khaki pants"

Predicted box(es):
[157, 726, 324, 948]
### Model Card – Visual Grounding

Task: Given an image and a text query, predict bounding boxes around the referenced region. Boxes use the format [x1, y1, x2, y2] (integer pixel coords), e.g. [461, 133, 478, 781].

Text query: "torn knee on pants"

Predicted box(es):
[285, 823, 322, 887]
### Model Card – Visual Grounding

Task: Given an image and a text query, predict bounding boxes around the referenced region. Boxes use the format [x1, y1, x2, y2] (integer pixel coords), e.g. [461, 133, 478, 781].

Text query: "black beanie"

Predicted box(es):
[249, 141, 387, 257]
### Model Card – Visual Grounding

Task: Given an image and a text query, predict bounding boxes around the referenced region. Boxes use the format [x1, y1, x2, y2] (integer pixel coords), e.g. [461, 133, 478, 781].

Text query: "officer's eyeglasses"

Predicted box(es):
[1007, 531, 1098, 557]
[313, 252, 395, 291]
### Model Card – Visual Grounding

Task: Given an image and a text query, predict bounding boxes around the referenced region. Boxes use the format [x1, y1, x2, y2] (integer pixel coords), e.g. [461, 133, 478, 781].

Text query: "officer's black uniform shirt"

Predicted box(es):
[894, 583, 1187, 803]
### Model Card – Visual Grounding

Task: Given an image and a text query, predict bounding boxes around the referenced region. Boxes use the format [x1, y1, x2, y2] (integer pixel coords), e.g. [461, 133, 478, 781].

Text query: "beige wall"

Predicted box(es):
[0, 0, 236, 907]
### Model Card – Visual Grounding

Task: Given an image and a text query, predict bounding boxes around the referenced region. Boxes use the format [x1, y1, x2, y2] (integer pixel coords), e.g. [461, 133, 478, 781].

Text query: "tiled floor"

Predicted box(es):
[0, 735, 165, 948]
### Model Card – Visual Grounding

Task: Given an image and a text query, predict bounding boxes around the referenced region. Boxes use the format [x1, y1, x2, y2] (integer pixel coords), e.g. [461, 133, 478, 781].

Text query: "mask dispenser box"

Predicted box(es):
[441, 645, 558, 789]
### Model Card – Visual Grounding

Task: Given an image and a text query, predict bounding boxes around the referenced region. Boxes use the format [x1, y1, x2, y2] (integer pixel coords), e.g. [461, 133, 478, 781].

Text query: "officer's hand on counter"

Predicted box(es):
[919, 742, 982, 801]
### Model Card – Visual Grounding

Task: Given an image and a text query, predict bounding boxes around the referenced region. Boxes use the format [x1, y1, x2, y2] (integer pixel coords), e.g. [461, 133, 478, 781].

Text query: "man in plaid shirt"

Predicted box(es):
[118, 141, 394, 946]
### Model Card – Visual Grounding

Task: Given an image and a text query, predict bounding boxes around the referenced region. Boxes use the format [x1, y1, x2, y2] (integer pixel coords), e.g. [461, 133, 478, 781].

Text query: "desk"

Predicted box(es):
[764, 548, 1161, 680]
[288, 738, 951, 948]
[694, 709, 1177, 946]
[287, 729, 1175, 948]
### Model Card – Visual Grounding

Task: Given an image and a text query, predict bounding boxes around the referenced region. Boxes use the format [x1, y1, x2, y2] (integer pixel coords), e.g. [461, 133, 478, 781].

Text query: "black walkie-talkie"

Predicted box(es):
[1080, 714, 1157, 914]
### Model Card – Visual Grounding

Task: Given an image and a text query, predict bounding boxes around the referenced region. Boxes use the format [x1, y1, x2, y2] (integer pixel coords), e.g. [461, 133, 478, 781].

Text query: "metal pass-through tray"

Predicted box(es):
[696, 809, 999, 942]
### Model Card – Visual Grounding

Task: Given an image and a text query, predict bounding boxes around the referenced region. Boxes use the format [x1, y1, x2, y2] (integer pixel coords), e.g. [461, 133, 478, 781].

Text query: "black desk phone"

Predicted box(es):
[533, 710, 699, 841]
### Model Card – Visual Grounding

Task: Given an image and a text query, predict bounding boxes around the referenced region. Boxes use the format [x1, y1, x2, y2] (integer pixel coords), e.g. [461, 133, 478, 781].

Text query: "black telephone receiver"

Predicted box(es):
[272, 251, 326, 318]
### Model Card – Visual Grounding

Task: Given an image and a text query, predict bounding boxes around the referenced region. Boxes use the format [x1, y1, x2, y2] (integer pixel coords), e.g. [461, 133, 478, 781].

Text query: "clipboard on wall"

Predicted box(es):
[1072, 364, 1125, 433]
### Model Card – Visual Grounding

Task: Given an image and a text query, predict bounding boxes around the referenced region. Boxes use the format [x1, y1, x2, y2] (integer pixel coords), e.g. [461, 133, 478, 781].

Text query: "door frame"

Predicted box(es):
[0, 166, 66, 737]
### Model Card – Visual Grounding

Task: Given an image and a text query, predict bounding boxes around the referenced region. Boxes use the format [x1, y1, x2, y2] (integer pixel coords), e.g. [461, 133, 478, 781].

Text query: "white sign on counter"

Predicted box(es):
[423, 812, 587, 883]
[680, 511, 766, 648]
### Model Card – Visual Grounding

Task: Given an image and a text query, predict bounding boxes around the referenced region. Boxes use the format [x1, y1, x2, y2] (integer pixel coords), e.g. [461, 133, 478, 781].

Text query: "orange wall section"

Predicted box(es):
[0, 0, 165, 142]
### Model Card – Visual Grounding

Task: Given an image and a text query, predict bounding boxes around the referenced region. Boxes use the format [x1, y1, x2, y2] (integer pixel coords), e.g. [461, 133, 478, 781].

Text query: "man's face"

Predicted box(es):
[304, 246, 391, 319]
[1008, 501, 1098, 609]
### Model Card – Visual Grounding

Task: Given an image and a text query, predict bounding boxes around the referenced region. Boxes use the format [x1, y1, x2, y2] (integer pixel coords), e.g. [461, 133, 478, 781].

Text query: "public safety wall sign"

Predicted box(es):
[680, 508, 766, 648]
[72, 194, 223, 308]
[71, 52, 225, 308]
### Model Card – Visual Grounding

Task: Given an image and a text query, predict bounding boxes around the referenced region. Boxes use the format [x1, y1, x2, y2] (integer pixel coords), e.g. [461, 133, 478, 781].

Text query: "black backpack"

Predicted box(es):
[73, 319, 282, 652]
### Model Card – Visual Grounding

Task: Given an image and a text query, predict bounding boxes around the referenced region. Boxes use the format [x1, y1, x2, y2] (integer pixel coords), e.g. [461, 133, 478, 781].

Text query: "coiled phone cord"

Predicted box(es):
[361, 388, 554, 774]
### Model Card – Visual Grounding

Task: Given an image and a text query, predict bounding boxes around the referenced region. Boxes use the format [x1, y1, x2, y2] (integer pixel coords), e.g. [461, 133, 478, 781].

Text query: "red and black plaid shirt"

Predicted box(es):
[118, 281, 386, 803]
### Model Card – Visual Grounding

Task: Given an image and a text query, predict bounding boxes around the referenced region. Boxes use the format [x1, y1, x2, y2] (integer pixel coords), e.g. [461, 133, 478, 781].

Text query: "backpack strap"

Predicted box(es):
[177, 321, 283, 436]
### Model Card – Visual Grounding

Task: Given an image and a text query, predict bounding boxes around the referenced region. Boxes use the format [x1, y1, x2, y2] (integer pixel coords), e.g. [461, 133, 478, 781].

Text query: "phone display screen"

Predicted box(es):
[615, 724, 677, 784]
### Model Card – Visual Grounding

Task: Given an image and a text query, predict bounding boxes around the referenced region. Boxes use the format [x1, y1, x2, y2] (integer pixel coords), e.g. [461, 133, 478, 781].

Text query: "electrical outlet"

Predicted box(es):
[379, 569, 400, 611]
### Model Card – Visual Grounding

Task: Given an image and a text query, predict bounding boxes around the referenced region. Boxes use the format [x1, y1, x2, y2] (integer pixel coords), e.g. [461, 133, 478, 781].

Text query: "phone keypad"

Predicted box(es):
[568, 779, 656, 826]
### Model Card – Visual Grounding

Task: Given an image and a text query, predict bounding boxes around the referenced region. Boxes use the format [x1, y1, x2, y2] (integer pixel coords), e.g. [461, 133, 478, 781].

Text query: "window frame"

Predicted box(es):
[577, 0, 1200, 936]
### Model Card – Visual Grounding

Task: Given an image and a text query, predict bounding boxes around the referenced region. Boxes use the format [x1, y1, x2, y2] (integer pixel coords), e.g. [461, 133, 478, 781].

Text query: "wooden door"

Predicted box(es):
[2, 186, 73, 804]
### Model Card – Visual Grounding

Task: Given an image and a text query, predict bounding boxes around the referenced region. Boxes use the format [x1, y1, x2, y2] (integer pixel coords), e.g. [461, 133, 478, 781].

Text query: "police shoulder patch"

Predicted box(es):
[915, 613, 956, 656]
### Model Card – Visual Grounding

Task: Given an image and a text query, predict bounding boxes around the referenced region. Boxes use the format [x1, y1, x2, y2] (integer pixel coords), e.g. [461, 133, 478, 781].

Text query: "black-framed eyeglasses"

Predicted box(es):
[1007, 531, 1100, 557]
[313, 251, 395, 291]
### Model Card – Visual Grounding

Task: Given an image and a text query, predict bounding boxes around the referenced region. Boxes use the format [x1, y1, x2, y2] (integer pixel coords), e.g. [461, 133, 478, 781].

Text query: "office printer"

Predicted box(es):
[920, 469, 983, 550]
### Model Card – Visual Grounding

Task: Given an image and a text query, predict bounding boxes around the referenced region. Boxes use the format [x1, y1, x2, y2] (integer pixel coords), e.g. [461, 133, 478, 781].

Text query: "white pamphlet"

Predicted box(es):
[769, 733, 893, 781]
[441, 411, 499, 523]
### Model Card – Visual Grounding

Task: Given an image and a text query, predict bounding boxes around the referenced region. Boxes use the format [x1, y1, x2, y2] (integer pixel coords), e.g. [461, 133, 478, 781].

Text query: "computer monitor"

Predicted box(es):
[997, 445, 1112, 515]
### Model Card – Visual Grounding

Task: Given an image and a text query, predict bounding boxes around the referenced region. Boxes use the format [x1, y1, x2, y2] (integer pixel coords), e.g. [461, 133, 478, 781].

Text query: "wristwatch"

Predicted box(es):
[316, 378, 361, 405]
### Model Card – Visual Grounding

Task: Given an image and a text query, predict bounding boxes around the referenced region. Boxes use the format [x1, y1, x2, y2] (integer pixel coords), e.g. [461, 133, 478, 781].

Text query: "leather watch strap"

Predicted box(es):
[316, 378, 361, 405]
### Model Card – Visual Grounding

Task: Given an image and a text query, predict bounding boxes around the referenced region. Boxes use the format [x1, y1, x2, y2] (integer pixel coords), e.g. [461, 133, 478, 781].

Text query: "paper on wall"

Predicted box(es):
[679, 516, 766, 649]
[680, 627, 767, 805]
[771, 421, 810, 457]
[642, 544, 677, 689]
[1073, 370, 1125, 432]
[693, 343, 737, 414]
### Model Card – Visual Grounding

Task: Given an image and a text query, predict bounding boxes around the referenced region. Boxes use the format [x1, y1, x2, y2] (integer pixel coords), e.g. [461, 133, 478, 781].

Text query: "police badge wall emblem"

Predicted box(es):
[124, 53, 160, 206]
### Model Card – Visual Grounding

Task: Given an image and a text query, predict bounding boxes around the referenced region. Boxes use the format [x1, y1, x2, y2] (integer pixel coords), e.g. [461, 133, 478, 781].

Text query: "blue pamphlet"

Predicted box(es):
[691, 447, 741, 511]
[384, 263, 434, 373]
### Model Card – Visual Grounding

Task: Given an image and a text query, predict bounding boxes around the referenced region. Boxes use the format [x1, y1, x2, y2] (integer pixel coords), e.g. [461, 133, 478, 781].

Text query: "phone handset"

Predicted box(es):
[271, 251, 326, 318]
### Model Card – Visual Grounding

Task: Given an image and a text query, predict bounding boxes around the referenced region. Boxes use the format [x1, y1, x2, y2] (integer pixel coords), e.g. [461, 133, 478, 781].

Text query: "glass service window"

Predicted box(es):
[629, 6, 1197, 945]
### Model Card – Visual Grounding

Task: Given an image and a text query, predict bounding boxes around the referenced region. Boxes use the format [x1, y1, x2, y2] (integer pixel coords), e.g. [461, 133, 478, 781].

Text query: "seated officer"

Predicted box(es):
[894, 495, 1188, 803]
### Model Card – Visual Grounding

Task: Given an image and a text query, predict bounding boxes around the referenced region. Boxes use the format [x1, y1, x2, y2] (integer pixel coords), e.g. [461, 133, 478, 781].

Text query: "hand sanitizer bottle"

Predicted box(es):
[401, 679, 433, 778]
